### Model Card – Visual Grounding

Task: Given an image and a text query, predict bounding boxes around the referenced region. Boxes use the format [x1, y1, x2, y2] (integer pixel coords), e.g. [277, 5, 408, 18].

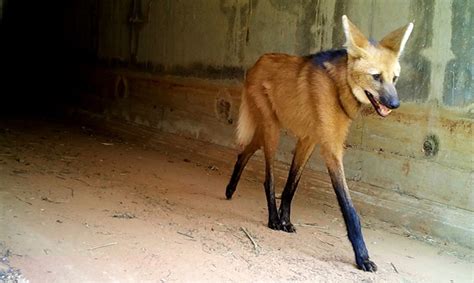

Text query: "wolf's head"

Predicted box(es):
[342, 15, 413, 117]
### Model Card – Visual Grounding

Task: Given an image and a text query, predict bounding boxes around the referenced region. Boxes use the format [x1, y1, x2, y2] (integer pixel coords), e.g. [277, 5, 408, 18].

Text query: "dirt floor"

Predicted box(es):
[0, 118, 472, 282]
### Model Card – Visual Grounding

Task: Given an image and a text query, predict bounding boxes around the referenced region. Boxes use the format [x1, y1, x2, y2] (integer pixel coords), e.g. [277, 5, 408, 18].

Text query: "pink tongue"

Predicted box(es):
[379, 104, 392, 117]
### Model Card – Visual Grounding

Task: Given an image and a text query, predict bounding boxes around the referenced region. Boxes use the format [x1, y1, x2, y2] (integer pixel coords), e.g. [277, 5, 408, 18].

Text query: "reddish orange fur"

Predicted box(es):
[227, 16, 413, 272]
[240, 52, 358, 160]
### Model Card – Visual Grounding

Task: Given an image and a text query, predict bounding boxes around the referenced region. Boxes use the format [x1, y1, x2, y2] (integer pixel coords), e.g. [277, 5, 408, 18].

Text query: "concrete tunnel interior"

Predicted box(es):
[0, 0, 472, 282]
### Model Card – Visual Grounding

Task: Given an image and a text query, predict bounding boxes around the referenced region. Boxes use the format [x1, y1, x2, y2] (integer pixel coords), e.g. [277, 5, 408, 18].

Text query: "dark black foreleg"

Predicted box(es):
[324, 151, 377, 272]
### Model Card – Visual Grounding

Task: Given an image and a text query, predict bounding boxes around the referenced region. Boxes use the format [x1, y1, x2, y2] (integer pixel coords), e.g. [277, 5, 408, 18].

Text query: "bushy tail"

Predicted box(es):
[236, 90, 256, 146]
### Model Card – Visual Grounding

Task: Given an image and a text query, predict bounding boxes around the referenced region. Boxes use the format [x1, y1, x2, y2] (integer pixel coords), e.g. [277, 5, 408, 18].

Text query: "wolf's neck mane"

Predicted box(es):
[309, 49, 361, 120]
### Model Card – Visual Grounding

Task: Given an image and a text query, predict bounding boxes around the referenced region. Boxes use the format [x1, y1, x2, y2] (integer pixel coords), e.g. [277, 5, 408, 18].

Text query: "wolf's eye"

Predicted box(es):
[393, 76, 399, 83]
[372, 74, 382, 82]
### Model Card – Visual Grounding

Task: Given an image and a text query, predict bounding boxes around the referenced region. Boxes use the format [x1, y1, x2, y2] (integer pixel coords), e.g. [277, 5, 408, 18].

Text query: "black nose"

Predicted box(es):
[381, 83, 400, 109]
[389, 98, 400, 109]
[380, 95, 400, 109]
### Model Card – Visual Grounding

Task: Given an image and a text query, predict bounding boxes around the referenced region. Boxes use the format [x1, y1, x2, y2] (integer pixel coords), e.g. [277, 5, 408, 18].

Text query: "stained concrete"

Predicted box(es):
[4, 0, 472, 248]
[443, 0, 473, 106]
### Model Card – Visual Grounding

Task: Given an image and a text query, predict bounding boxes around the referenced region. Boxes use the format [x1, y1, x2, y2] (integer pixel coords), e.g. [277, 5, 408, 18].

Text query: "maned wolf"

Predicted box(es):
[225, 15, 413, 271]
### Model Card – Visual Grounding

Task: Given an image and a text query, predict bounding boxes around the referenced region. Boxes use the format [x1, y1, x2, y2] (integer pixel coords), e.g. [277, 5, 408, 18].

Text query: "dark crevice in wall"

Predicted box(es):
[312, 0, 330, 51]
[295, 0, 318, 55]
[220, 1, 239, 65]
[239, 0, 256, 61]
[220, 0, 257, 66]
[396, 0, 434, 103]
[442, 0, 473, 107]
[331, 0, 346, 48]
[269, 0, 319, 55]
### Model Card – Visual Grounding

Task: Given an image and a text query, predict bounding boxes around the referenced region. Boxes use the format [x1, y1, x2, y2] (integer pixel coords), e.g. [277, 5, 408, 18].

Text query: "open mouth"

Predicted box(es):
[364, 91, 392, 117]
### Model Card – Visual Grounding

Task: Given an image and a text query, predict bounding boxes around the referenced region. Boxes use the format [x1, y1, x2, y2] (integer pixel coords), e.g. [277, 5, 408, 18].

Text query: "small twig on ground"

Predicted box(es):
[240, 227, 259, 255]
[160, 270, 172, 283]
[87, 242, 117, 251]
[15, 196, 32, 205]
[112, 212, 136, 219]
[177, 231, 194, 239]
[295, 223, 328, 229]
[72, 177, 92, 187]
[320, 230, 342, 239]
[41, 196, 67, 204]
[65, 187, 75, 198]
[63, 156, 77, 160]
[314, 235, 334, 247]
[390, 262, 399, 273]
[207, 165, 219, 171]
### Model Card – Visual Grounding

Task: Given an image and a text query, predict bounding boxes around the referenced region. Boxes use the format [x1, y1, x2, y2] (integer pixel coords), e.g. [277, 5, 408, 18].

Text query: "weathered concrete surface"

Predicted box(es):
[58, 0, 473, 248]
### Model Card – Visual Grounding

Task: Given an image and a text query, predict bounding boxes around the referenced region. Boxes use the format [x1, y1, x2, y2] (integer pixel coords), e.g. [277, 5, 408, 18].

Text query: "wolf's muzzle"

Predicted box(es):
[380, 83, 400, 109]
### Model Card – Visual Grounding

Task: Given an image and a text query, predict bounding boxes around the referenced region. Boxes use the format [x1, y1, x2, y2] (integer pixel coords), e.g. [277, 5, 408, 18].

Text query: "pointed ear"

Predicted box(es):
[342, 15, 369, 58]
[380, 22, 414, 57]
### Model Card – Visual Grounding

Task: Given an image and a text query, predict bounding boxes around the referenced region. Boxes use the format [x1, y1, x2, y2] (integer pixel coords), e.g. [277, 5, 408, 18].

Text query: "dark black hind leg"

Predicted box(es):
[279, 139, 315, 233]
[261, 124, 281, 230]
[225, 139, 259, 200]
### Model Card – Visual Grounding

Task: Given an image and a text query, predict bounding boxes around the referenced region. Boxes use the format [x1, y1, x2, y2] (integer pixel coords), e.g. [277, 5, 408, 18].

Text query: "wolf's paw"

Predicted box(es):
[267, 220, 282, 231]
[225, 186, 235, 200]
[357, 258, 377, 272]
[280, 221, 296, 233]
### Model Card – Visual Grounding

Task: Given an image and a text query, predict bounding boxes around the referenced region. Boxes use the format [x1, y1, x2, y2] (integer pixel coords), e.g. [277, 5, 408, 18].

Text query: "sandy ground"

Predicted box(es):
[0, 118, 472, 282]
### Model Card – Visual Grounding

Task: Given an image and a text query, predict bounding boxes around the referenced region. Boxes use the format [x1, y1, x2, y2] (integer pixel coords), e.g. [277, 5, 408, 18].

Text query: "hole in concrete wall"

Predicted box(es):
[117, 80, 125, 98]
[215, 89, 234, 125]
[423, 134, 439, 157]
[114, 76, 129, 99]
[216, 98, 233, 124]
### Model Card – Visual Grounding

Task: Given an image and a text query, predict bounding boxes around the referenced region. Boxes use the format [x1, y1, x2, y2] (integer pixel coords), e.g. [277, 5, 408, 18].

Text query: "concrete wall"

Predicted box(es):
[58, 0, 472, 247]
